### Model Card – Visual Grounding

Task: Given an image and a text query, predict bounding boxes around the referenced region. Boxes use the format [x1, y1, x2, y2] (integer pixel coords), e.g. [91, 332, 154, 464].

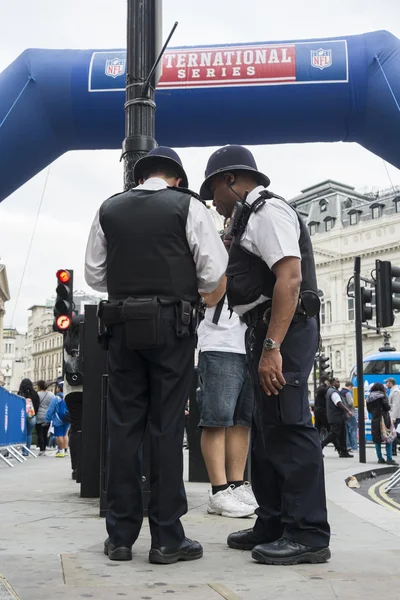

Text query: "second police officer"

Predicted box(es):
[84, 147, 227, 564]
[200, 145, 331, 566]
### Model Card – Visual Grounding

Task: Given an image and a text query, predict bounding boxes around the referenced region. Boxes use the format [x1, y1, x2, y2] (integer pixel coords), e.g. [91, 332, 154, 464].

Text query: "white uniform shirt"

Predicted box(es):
[197, 297, 246, 354]
[330, 391, 342, 406]
[233, 185, 301, 316]
[84, 177, 228, 294]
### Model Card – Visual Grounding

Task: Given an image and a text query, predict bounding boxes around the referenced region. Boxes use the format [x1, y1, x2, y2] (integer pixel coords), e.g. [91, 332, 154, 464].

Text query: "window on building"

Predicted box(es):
[395, 198, 400, 213]
[309, 222, 319, 236]
[348, 283, 355, 321]
[371, 204, 382, 219]
[326, 301, 332, 324]
[319, 199, 328, 212]
[324, 217, 334, 232]
[349, 211, 359, 226]
[318, 290, 325, 325]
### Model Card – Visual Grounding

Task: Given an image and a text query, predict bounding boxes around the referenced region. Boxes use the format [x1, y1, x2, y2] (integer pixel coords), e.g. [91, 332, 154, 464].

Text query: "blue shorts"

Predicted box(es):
[54, 423, 69, 437]
[197, 351, 254, 428]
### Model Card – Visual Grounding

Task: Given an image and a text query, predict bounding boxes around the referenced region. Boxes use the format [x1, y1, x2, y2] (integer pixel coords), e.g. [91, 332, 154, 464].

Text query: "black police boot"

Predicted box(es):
[227, 528, 276, 551]
[252, 537, 331, 566]
[104, 537, 132, 561]
[149, 538, 203, 565]
[339, 451, 354, 458]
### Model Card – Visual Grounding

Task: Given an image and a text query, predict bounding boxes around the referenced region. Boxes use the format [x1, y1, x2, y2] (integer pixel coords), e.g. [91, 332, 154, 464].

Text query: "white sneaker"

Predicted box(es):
[207, 486, 255, 518]
[231, 482, 258, 508]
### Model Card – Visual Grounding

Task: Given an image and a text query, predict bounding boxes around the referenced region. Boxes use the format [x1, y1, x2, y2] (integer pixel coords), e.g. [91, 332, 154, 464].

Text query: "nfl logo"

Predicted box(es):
[311, 48, 332, 70]
[105, 58, 126, 79]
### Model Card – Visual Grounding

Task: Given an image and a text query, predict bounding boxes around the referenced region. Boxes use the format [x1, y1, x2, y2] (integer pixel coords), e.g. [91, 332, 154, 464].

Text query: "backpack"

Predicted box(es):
[56, 398, 70, 424]
[25, 398, 35, 419]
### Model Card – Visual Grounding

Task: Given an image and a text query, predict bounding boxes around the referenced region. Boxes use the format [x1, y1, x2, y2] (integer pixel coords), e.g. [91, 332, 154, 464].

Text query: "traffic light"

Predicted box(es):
[319, 355, 330, 381]
[360, 286, 373, 322]
[375, 260, 400, 328]
[53, 269, 74, 332]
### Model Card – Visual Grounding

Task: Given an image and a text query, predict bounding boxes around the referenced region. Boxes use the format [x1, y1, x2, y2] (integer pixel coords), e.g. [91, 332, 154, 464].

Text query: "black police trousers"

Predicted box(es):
[321, 420, 346, 454]
[247, 316, 330, 548]
[106, 308, 195, 549]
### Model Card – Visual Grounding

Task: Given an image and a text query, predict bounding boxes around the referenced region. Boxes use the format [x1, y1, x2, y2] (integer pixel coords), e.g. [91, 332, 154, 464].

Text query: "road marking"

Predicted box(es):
[368, 479, 400, 512]
[208, 583, 241, 599]
[0, 575, 20, 600]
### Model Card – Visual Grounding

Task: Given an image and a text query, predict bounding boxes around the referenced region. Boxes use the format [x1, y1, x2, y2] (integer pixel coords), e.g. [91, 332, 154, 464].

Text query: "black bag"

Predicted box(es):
[122, 297, 161, 350]
[65, 352, 83, 386]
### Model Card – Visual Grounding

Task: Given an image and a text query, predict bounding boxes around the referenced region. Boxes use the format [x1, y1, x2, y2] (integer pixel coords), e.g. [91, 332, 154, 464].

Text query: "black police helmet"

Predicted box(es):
[133, 146, 189, 188]
[200, 145, 270, 200]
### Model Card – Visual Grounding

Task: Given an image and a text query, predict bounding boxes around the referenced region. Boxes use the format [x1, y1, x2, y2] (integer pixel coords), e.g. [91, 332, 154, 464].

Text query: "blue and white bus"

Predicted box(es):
[350, 351, 400, 442]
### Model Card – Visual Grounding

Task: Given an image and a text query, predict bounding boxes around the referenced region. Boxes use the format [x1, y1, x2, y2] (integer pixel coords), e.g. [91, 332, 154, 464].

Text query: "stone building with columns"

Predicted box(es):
[290, 180, 400, 384]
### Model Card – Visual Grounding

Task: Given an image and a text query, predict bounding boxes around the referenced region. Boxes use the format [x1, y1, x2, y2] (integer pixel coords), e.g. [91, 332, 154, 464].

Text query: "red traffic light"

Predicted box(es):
[56, 269, 71, 284]
[55, 314, 71, 331]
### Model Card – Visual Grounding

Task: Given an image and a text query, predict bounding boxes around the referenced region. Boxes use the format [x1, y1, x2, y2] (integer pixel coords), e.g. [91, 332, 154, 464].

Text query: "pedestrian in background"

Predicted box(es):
[18, 379, 39, 456]
[367, 382, 398, 466]
[321, 378, 353, 458]
[385, 378, 400, 457]
[313, 378, 331, 442]
[36, 380, 54, 455]
[46, 381, 69, 458]
[340, 381, 358, 452]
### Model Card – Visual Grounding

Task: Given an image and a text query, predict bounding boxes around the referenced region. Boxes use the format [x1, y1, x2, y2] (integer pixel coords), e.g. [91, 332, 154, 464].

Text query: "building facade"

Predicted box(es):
[27, 304, 64, 384]
[290, 180, 400, 385]
[1, 328, 27, 393]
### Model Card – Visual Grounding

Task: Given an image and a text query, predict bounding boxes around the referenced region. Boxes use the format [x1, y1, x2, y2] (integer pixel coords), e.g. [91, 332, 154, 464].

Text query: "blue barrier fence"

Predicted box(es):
[0, 385, 26, 447]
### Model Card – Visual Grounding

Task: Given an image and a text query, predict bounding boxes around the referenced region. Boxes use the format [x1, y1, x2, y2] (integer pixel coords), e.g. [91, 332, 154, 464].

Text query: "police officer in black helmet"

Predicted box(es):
[200, 145, 331, 566]
[85, 147, 227, 564]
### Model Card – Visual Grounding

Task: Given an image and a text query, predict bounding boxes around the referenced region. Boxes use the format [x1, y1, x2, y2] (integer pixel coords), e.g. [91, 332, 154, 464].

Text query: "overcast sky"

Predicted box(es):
[1, 0, 400, 331]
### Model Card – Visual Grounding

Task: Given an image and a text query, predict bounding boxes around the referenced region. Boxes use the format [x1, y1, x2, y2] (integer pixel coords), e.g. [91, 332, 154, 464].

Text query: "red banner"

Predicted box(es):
[158, 44, 296, 89]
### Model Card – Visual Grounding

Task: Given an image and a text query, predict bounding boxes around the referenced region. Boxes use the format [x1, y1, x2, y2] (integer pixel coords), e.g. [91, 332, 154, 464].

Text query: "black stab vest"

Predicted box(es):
[226, 194, 318, 308]
[99, 187, 199, 303]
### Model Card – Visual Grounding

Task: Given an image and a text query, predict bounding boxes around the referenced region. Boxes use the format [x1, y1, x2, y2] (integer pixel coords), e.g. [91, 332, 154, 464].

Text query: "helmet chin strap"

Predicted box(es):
[226, 180, 249, 204]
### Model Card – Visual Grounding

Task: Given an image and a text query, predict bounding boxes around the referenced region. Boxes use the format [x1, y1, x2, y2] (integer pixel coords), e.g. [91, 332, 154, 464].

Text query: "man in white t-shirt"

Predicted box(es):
[197, 225, 256, 518]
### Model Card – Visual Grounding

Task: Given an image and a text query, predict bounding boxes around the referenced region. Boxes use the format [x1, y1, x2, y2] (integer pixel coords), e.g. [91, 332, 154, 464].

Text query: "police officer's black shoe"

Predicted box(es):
[104, 537, 132, 561]
[227, 528, 276, 551]
[339, 451, 354, 458]
[149, 537, 203, 564]
[252, 537, 331, 565]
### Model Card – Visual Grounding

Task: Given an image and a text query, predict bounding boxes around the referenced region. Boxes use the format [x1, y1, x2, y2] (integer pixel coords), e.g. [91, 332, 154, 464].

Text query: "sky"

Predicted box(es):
[0, 0, 400, 331]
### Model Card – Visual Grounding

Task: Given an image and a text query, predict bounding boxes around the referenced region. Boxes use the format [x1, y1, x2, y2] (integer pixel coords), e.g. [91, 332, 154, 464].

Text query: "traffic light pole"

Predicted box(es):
[122, 0, 162, 189]
[354, 256, 366, 463]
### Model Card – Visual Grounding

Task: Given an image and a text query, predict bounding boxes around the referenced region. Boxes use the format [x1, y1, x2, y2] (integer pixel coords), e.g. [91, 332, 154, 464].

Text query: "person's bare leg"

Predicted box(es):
[63, 435, 69, 450]
[225, 426, 250, 482]
[55, 436, 64, 450]
[201, 427, 227, 485]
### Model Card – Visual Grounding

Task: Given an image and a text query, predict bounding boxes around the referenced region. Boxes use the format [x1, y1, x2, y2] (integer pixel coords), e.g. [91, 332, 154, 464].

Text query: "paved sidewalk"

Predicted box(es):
[1, 447, 400, 599]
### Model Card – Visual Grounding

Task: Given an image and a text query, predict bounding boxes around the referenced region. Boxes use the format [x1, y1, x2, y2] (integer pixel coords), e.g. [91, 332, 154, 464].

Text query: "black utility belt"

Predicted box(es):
[241, 290, 320, 327]
[98, 297, 194, 350]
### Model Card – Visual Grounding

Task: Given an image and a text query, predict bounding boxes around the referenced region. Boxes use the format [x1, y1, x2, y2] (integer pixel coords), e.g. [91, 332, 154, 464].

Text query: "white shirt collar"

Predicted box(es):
[245, 185, 267, 206]
[135, 177, 168, 191]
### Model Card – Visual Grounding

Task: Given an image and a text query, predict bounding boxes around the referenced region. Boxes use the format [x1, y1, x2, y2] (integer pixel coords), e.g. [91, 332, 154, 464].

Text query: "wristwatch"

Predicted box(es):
[263, 338, 281, 351]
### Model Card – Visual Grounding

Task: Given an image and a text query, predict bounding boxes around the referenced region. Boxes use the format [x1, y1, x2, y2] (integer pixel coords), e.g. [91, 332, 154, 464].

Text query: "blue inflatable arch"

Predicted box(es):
[0, 29, 399, 203]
